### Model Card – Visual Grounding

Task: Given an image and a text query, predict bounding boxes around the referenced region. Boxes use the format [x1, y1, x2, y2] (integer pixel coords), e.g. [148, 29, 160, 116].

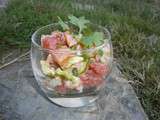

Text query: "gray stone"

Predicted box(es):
[0, 0, 8, 8]
[0, 60, 148, 120]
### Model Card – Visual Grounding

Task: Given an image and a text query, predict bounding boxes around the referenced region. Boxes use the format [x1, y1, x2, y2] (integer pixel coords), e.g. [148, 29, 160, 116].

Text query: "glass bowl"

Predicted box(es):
[31, 23, 113, 107]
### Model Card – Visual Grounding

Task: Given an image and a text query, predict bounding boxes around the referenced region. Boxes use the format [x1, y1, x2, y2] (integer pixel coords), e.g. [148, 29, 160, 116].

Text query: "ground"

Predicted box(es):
[0, 60, 148, 120]
[0, 0, 160, 120]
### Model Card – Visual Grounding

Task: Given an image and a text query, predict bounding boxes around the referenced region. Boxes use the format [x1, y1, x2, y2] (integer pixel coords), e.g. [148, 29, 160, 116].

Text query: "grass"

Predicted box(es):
[0, 0, 160, 119]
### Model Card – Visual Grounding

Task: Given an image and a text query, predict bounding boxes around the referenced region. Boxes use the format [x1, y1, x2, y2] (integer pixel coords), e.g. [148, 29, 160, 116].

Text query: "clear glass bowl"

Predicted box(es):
[31, 23, 113, 107]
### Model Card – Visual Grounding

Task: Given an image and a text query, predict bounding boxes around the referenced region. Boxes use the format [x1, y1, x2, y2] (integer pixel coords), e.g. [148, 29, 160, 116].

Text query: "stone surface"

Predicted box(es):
[0, 60, 148, 120]
[0, 0, 7, 8]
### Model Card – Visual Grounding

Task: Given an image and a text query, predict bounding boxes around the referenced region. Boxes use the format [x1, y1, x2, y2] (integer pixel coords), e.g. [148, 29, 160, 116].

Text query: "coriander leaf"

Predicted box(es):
[92, 32, 104, 46]
[68, 15, 90, 33]
[81, 52, 90, 60]
[58, 16, 69, 30]
[81, 32, 104, 48]
[97, 49, 104, 56]
[81, 35, 93, 47]
[83, 27, 93, 36]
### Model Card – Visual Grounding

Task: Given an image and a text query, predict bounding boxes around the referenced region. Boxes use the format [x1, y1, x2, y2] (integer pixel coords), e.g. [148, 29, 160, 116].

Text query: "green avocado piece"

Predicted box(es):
[78, 61, 87, 74]
[55, 68, 78, 81]
[70, 61, 88, 75]
[64, 56, 84, 69]
[40, 60, 55, 77]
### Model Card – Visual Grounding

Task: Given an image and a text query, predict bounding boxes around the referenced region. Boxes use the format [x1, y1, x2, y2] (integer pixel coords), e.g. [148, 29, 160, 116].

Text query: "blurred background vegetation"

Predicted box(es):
[0, 0, 160, 119]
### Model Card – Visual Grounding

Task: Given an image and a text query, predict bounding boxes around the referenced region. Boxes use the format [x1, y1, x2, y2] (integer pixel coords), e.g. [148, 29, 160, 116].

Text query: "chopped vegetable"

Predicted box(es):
[60, 56, 84, 69]
[55, 68, 72, 80]
[67, 56, 83, 66]
[55, 68, 78, 81]
[40, 60, 55, 77]
[78, 61, 88, 74]
[72, 61, 88, 74]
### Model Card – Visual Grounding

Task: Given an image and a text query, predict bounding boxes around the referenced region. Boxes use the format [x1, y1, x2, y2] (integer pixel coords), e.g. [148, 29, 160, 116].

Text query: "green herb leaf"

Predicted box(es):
[81, 32, 104, 48]
[98, 49, 104, 56]
[81, 35, 93, 47]
[82, 27, 93, 36]
[72, 68, 78, 76]
[81, 52, 90, 60]
[58, 16, 69, 30]
[68, 15, 90, 33]
[93, 32, 104, 46]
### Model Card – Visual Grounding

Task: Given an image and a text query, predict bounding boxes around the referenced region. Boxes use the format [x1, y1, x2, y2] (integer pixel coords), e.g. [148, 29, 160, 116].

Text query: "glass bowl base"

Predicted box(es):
[48, 96, 98, 108]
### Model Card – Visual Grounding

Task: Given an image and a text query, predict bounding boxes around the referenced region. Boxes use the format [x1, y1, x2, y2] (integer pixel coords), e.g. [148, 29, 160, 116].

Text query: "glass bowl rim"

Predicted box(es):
[31, 23, 112, 53]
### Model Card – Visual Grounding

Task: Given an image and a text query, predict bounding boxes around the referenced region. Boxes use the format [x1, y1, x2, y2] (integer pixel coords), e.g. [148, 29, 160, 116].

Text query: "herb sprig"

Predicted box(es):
[58, 15, 104, 48]
[57, 17, 69, 30]
[81, 32, 104, 48]
[68, 15, 90, 34]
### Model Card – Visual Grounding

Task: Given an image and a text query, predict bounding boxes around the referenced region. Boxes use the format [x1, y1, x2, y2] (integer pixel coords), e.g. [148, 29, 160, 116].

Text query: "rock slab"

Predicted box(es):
[0, 61, 148, 120]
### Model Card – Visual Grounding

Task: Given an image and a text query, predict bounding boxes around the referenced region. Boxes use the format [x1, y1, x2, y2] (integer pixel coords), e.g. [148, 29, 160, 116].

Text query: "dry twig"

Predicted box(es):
[0, 51, 30, 69]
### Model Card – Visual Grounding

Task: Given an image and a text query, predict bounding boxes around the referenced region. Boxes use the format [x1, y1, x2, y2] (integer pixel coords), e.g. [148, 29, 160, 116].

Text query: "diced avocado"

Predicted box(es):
[64, 56, 84, 68]
[69, 56, 83, 65]
[78, 61, 88, 74]
[55, 68, 66, 76]
[70, 61, 88, 75]
[40, 60, 55, 77]
[81, 51, 96, 59]
[55, 68, 75, 81]
[71, 76, 80, 82]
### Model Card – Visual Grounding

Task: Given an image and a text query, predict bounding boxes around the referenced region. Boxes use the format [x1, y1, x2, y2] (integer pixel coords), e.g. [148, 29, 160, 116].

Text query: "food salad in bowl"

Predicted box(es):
[31, 15, 112, 107]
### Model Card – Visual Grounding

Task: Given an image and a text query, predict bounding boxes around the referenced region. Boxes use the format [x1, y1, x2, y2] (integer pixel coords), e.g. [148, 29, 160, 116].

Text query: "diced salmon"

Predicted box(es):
[41, 35, 57, 50]
[52, 31, 66, 46]
[89, 62, 108, 76]
[64, 32, 77, 47]
[76, 44, 83, 50]
[46, 54, 59, 68]
[80, 70, 103, 88]
[41, 32, 67, 50]
[51, 48, 74, 67]
[80, 62, 109, 88]
[46, 54, 53, 64]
